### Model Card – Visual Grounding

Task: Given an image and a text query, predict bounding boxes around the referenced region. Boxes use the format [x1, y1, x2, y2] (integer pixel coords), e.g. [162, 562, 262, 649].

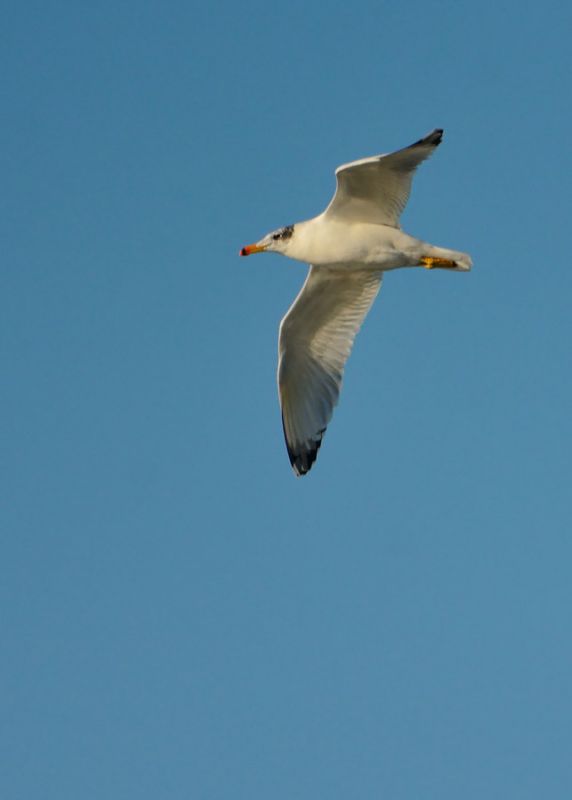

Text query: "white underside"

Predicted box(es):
[284, 214, 472, 272]
[258, 129, 473, 474]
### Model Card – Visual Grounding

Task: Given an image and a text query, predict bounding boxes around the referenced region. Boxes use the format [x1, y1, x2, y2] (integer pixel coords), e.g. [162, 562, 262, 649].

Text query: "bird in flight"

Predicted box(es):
[240, 129, 472, 476]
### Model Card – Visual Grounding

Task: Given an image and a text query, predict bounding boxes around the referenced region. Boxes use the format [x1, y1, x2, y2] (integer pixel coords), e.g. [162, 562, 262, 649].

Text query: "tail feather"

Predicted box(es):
[452, 250, 472, 271]
[432, 246, 472, 272]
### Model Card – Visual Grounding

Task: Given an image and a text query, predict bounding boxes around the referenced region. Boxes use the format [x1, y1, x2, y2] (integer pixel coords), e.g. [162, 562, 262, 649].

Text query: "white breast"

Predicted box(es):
[286, 215, 418, 269]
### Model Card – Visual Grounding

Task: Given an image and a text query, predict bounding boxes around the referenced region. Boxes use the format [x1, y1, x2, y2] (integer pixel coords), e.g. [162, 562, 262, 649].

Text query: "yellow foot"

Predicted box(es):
[421, 256, 458, 269]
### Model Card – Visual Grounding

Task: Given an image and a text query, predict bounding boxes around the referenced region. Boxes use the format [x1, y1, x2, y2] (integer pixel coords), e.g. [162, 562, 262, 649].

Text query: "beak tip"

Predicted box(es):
[240, 243, 265, 256]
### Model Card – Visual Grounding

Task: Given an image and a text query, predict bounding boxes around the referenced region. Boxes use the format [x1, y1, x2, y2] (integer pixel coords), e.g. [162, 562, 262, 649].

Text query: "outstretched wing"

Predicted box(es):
[324, 128, 443, 227]
[278, 266, 383, 476]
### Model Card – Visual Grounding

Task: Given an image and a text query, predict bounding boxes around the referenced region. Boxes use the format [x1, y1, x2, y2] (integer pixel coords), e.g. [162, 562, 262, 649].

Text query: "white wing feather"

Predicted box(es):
[278, 266, 383, 475]
[324, 128, 443, 227]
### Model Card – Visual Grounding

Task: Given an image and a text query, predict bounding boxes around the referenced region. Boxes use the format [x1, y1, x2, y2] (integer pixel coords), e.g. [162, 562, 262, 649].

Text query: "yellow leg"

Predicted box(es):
[421, 256, 458, 269]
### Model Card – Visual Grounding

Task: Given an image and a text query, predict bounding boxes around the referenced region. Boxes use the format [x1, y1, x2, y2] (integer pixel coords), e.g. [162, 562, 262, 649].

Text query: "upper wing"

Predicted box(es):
[323, 128, 443, 227]
[278, 266, 383, 476]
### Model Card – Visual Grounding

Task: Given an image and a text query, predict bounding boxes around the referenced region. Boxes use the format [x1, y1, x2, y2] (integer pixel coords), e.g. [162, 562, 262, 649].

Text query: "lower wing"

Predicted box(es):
[278, 266, 383, 476]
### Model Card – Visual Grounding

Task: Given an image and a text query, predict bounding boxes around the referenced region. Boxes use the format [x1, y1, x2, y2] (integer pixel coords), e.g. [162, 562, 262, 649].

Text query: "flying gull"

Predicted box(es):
[240, 129, 472, 476]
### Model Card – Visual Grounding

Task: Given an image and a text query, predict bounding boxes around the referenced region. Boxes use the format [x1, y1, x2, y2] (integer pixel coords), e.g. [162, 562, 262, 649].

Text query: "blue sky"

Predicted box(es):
[2, 1, 572, 798]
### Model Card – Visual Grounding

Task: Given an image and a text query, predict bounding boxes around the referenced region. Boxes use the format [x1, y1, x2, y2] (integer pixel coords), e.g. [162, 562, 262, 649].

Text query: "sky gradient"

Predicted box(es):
[2, 1, 572, 798]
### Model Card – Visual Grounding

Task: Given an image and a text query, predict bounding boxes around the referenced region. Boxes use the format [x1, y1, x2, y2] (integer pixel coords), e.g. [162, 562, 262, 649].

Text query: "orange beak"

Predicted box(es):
[240, 243, 267, 256]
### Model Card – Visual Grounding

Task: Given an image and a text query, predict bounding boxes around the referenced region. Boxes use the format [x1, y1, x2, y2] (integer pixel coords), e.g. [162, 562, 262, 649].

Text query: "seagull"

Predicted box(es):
[240, 129, 472, 477]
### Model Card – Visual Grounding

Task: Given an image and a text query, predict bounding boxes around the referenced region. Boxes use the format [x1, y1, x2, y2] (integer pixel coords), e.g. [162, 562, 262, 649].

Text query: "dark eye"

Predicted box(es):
[271, 225, 293, 242]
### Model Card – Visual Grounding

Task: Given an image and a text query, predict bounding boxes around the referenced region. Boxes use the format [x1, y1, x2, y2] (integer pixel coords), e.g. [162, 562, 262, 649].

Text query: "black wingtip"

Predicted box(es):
[426, 128, 443, 145]
[289, 442, 321, 477]
[282, 419, 326, 477]
[412, 128, 443, 148]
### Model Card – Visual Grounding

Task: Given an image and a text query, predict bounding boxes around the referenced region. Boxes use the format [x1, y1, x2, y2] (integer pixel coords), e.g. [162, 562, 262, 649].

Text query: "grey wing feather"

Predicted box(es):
[278, 266, 383, 476]
[324, 128, 443, 227]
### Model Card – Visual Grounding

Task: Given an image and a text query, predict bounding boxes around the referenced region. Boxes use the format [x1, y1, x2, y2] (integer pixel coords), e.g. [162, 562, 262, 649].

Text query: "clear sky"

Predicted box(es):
[2, 1, 572, 798]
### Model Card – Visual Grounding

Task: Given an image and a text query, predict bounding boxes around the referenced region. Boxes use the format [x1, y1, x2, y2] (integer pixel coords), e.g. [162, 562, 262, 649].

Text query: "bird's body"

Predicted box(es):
[283, 216, 470, 271]
[240, 129, 472, 476]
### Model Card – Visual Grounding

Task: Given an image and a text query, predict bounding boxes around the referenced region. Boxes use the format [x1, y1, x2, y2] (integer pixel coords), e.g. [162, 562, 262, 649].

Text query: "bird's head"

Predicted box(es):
[240, 225, 294, 257]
